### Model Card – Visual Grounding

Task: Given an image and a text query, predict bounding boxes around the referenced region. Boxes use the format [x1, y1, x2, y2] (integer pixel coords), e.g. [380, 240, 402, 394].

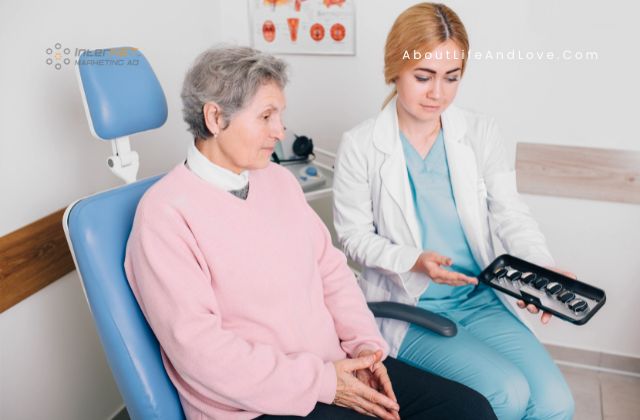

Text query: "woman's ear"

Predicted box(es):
[203, 102, 222, 138]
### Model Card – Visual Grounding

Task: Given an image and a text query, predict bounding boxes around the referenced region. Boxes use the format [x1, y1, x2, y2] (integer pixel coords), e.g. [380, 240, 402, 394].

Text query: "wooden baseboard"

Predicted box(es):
[546, 343, 640, 376]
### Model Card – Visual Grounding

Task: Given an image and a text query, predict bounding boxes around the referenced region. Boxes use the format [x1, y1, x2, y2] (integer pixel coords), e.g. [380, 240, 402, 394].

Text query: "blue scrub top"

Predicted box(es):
[400, 129, 481, 301]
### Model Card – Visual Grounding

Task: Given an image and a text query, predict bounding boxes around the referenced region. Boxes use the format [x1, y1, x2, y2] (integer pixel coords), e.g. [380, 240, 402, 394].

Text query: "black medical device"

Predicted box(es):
[478, 254, 606, 325]
[271, 134, 314, 164]
[271, 132, 326, 192]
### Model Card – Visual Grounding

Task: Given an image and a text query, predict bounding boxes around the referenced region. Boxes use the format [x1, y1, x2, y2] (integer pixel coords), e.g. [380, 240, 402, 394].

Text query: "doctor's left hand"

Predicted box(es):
[517, 267, 577, 324]
[411, 251, 478, 286]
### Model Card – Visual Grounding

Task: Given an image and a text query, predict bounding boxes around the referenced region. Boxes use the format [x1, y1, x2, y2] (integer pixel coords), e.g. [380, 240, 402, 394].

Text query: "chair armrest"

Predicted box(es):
[368, 302, 457, 337]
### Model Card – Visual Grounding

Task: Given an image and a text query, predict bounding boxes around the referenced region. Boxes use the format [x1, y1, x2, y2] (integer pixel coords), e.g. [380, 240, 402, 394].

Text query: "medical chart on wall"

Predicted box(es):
[249, 0, 355, 55]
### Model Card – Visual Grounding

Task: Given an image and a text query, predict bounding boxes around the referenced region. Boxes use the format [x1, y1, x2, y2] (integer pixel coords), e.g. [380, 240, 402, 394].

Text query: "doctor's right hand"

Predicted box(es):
[333, 354, 400, 420]
[411, 251, 478, 287]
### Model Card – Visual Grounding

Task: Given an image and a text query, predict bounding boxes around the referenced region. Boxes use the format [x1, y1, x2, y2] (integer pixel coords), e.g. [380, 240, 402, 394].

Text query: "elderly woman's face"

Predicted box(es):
[216, 82, 286, 172]
[395, 39, 463, 124]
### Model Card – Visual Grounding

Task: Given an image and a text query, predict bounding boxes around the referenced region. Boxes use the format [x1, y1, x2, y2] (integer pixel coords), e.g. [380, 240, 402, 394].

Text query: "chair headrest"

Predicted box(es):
[77, 47, 168, 140]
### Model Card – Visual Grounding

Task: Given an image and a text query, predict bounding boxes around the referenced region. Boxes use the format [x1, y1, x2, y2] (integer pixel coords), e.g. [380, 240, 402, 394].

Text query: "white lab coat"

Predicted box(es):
[333, 97, 555, 357]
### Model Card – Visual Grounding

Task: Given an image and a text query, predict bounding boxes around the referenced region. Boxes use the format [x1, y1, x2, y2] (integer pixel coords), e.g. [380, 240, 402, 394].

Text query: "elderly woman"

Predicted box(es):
[124, 46, 496, 420]
[333, 3, 574, 420]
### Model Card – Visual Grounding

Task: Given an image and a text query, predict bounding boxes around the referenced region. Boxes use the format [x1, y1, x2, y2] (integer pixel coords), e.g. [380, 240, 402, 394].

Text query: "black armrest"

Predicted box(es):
[368, 302, 457, 337]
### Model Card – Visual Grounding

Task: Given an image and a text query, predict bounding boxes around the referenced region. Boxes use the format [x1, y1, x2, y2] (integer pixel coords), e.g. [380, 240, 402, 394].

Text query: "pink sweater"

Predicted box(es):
[124, 163, 388, 419]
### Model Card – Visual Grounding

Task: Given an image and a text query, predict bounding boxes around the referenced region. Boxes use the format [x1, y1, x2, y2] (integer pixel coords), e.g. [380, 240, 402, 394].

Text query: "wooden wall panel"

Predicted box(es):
[516, 143, 640, 204]
[0, 208, 75, 312]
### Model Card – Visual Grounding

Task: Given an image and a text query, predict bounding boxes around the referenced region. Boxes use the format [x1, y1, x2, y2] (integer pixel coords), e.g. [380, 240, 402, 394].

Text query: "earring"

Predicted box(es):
[212, 132, 218, 139]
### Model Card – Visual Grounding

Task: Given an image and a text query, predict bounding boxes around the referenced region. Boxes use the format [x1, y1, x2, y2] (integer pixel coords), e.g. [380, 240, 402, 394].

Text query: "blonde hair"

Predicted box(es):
[382, 3, 469, 108]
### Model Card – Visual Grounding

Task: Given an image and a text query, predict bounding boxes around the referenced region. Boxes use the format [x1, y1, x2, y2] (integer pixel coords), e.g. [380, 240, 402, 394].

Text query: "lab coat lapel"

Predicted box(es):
[442, 107, 490, 266]
[374, 99, 422, 248]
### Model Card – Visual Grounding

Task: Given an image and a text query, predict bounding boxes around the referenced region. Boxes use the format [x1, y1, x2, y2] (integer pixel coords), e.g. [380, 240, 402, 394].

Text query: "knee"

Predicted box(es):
[484, 369, 531, 420]
[431, 380, 497, 420]
[452, 386, 497, 420]
[529, 378, 575, 420]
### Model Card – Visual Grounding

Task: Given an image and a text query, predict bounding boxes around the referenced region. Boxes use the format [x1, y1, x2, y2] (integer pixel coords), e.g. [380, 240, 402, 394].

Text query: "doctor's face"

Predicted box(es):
[395, 39, 464, 123]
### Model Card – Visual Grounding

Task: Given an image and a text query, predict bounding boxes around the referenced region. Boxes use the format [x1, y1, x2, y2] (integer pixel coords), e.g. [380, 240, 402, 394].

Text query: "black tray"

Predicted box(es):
[478, 254, 606, 325]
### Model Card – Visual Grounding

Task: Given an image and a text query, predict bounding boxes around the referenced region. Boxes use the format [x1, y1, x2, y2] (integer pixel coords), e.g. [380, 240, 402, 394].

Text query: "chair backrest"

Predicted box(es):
[64, 176, 185, 420]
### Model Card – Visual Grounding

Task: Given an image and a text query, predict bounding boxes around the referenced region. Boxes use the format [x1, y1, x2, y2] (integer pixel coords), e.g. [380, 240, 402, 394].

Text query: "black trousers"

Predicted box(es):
[259, 357, 496, 419]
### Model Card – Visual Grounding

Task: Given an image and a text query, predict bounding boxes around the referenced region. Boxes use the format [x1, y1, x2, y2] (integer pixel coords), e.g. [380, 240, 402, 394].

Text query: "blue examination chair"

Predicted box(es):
[63, 47, 455, 420]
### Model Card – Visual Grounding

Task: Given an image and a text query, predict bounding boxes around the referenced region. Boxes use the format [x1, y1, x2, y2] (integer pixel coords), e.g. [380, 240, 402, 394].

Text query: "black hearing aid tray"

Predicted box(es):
[478, 254, 606, 325]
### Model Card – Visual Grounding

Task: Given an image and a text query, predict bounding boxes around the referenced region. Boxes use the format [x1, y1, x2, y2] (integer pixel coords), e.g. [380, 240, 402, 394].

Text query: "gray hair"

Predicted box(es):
[181, 45, 288, 139]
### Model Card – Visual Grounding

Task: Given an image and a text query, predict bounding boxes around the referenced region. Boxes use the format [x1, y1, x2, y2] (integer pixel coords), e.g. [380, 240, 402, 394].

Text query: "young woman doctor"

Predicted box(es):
[333, 3, 575, 419]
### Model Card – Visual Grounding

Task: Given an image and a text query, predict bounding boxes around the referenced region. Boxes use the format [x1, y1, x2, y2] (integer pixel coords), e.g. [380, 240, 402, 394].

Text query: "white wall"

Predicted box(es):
[0, 1, 223, 419]
[1, 1, 638, 419]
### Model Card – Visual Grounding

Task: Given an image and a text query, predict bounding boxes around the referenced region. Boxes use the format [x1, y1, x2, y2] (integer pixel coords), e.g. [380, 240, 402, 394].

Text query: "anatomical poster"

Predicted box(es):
[249, 0, 355, 55]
